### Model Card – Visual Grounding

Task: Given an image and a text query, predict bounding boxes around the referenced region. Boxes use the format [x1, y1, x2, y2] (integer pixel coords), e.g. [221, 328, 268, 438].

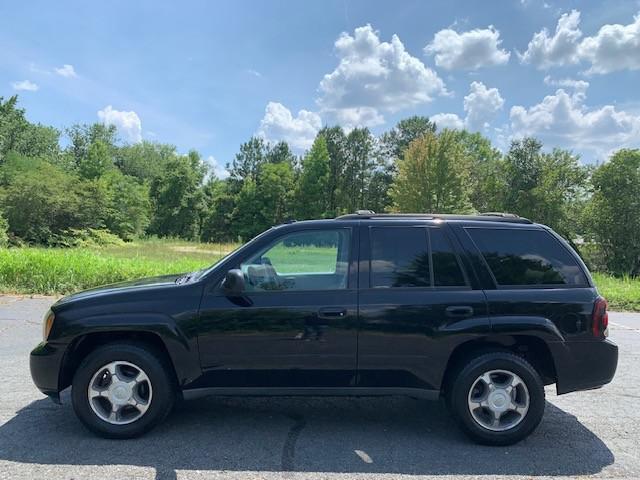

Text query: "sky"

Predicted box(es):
[2, 0, 640, 177]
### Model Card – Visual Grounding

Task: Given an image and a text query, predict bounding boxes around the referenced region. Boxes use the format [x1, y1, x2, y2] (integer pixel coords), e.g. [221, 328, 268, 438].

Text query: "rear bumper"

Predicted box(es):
[551, 339, 618, 394]
[30, 341, 66, 402]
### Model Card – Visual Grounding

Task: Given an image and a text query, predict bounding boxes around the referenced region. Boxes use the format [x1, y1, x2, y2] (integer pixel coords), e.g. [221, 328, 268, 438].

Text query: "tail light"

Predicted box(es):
[592, 297, 609, 338]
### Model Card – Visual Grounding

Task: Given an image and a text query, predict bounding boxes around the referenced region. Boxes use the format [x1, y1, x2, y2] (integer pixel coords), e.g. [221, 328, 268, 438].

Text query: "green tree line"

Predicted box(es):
[1, 95, 639, 276]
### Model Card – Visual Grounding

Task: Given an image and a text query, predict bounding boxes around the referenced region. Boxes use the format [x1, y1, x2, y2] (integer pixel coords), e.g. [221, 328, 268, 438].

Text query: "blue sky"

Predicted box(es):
[2, 0, 640, 175]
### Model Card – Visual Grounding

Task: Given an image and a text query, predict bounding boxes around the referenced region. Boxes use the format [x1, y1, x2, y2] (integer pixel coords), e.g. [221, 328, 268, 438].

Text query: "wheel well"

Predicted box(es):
[59, 331, 178, 391]
[441, 335, 557, 395]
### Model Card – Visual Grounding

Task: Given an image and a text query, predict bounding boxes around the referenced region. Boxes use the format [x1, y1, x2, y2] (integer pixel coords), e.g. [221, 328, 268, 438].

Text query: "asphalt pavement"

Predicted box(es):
[0, 294, 638, 480]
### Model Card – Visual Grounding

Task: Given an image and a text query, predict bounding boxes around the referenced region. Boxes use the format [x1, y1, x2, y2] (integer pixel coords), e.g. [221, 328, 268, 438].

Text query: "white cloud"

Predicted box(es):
[206, 155, 229, 179]
[520, 11, 640, 74]
[510, 86, 640, 159]
[431, 113, 465, 130]
[424, 26, 510, 70]
[463, 81, 505, 131]
[578, 13, 640, 74]
[97, 105, 142, 143]
[518, 10, 582, 69]
[258, 102, 322, 151]
[54, 64, 77, 78]
[431, 81, 504, 132]
[317, 24, 447, 127]
[246, 69, 262, 78]
[11, 80, 39, 91]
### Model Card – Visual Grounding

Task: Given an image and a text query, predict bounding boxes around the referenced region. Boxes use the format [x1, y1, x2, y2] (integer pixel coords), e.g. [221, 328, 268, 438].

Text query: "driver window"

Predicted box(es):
[240, 229, 350, 292]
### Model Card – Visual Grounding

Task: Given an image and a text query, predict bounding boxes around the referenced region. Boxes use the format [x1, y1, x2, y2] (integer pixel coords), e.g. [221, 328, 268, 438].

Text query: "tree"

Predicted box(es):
[100, 170, 151, 240]
[451, 130, 504, 213]
[379, 116, 436, 162]
[390, 130, 471, 213]
[228, 136, 268, 187]
[78, 140, 112, 179]
[201, 179, 236, 242]
[66, 123, 118, 169]
[317, 126, 347, 216]
[341, 127, 375, 213]
[586, 149, 640, 275]
[0, 96, 60, 163]
[148, 151, 206, 239]
[0, 157, 85, 243]
[502, 138, 588, 237]
[115, 141, 176, 182]
[294, 136, 330, 219]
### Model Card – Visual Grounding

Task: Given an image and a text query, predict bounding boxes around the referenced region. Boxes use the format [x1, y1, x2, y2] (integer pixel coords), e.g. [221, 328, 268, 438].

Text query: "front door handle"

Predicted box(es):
[318, 307, 347, 319]
[445, 306, 474, 319]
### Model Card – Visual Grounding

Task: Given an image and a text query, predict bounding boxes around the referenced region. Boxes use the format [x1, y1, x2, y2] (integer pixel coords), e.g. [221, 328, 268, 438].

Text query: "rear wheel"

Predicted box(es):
[71, 342, 175, 438]
[448, 352, 545, 445]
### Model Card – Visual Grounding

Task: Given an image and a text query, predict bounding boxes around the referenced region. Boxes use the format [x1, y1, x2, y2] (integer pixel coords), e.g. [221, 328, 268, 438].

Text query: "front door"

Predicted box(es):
[196, 226, 358, 389]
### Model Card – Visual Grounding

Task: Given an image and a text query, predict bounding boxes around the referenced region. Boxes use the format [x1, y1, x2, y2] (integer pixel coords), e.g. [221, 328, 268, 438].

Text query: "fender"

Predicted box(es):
[56, 312, 202, 387]
[490, 315, 565, 343]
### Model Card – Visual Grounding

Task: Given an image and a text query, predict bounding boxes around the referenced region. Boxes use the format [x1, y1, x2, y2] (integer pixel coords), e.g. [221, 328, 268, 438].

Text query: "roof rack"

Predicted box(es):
[335, 211, 532, 224]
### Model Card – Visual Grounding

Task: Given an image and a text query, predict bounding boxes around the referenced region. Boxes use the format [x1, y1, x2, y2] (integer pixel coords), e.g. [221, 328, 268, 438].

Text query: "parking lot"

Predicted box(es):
[0, 295, 638, 480]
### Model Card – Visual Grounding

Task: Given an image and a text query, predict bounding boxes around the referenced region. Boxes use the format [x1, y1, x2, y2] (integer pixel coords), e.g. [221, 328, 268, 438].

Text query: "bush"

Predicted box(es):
[48, 228, 125, 248]
[0, 212, 8, 247]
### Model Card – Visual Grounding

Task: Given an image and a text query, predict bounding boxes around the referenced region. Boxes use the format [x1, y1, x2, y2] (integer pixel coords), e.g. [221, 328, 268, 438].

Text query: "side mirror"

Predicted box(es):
[222, 269, 245, 296]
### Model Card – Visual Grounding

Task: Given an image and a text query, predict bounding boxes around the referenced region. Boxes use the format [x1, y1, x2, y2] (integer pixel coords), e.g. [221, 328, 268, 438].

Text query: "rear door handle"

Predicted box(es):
[445, 306, 474, 319]
[318, 307, 347, 319]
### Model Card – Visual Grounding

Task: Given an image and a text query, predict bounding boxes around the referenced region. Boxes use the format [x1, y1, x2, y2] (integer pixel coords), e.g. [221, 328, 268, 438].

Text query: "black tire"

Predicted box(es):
[448, 351, 545, 446]
[71, 342, 176, 439]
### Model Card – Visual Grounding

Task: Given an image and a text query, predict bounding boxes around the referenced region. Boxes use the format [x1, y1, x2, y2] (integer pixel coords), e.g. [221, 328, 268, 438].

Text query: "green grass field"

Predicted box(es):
[0, 239, 235, 295]
[0, 240, 638, 311]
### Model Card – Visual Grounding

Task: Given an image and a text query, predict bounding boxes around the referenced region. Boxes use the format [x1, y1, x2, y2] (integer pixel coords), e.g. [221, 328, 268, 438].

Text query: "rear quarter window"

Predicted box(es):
[466, 227, 588, 287]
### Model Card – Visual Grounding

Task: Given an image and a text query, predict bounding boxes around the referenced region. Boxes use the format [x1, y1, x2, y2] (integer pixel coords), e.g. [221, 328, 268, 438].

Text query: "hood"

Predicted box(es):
[54, 273, 183, 306]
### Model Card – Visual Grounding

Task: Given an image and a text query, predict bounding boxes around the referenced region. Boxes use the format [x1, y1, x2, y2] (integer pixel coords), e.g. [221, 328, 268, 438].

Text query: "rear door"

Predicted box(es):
[356, 221, 489, 392]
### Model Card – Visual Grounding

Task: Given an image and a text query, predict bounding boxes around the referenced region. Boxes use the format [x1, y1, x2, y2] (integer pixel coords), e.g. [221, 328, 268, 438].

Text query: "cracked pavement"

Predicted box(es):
[0, 295, 639, 479]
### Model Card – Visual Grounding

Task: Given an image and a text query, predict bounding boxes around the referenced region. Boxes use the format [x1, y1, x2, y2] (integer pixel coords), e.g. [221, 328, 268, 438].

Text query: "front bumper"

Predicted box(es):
[30, 341, 66, 403]
[551, 339, 619, 395]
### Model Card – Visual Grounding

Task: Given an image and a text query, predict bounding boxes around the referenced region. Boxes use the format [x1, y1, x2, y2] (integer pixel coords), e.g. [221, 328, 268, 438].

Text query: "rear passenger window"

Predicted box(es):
[370, 227, 430, 287]
[429, 228, 466, 287]
[467, 228, 587, 287]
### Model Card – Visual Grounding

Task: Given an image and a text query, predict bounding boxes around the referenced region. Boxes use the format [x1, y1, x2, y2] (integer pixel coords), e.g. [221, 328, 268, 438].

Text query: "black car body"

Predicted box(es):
[30, 213, 618, 444]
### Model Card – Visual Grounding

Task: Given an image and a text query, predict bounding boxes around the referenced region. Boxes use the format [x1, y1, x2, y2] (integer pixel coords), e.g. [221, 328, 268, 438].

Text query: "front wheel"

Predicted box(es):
[71, 342, 175, 438]
[449, 352, 545, 445]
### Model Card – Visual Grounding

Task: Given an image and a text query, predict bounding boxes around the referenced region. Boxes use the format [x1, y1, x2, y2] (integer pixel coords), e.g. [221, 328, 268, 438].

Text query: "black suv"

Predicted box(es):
[30, 212, 618, 445]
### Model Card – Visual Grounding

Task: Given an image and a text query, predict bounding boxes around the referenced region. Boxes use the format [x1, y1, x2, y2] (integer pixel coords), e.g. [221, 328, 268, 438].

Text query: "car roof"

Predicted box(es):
[274, 211, 538, 230]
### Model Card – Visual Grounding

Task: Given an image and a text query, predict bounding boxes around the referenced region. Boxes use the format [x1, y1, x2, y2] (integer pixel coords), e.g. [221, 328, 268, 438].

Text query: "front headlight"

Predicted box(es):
[42, 309, 55, 341]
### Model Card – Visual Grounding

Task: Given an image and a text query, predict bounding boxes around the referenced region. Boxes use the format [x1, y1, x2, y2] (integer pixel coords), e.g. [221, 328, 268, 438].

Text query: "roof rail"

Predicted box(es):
[335, 211, 532, 223]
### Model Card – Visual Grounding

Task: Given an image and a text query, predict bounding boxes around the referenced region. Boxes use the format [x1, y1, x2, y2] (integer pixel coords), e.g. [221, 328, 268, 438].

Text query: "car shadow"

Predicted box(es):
[0, 393, 614, 479]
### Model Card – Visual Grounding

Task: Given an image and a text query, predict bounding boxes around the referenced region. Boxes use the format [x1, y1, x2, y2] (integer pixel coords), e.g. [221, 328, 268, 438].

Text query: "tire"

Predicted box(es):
[448, 351, 545, 446]
[71, 342, 176, 439]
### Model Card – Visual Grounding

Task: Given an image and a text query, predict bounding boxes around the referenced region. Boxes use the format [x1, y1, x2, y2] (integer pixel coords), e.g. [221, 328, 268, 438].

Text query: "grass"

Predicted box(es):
[591, 272, 640, 312]
[0, 239, 236, 295]
[0, 240, 638, 312]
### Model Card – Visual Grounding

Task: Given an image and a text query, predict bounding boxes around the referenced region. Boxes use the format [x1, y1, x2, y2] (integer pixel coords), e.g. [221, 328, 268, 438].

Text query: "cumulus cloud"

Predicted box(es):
[431, 113, 465, 130]
[463, 81, 505, 131]
[518, 10, 582, 69]
[520, 11, 640, 74]
[510, 85, 640, 159]
[317, 24, 447, 127]
[578, 13, 640, 74]
[424, 26, 510, 70]
[97, 105, 142, 143]
[258, 102, 322, 151]
[431, 82, 504, 132]
[11, 80, 39, 91]
[54, 64, 77, 78]
[206, 155, 229, 179]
